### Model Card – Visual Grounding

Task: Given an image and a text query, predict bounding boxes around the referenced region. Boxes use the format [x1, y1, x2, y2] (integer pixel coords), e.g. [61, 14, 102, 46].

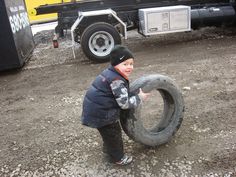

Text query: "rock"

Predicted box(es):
[183, 86, 191, 90]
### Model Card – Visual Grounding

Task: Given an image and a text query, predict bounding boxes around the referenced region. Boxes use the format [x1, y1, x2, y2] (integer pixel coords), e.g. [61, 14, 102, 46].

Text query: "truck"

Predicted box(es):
[32, 0, 236, 62]
[25, 0, 80, 24]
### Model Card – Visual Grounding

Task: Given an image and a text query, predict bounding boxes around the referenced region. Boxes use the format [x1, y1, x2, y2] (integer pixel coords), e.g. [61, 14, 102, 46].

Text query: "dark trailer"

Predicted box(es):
[33, 0, 236, 62]
[0, 0, 34, 71]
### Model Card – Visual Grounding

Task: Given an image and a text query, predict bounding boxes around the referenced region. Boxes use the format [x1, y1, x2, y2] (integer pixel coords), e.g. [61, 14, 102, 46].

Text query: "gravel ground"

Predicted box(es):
[0, 26, 236, 177]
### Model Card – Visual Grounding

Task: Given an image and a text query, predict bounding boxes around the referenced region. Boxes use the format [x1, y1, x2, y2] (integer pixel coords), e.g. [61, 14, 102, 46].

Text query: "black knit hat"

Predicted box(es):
[110, 45, 134, 66]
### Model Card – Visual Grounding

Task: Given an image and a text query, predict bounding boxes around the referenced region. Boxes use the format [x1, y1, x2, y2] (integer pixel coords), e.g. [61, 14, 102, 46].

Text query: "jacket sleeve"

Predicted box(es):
[110, 79, 141, 109]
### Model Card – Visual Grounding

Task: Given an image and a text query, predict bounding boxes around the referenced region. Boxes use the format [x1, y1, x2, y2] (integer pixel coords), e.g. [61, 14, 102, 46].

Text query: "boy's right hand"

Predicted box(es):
[138, 88, 151, 102]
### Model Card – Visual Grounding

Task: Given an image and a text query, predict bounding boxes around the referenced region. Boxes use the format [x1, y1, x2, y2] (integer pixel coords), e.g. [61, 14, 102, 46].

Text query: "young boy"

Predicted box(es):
[81, 45, 150, 165]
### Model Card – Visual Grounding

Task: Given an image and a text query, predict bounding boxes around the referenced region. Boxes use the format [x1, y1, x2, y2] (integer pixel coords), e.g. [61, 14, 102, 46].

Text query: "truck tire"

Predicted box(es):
[80, 22, 121, 63]
[120, 74, 184, 147]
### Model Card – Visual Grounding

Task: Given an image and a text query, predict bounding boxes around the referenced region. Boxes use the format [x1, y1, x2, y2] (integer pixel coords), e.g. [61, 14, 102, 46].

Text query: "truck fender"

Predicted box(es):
[71, 9, 127, 59]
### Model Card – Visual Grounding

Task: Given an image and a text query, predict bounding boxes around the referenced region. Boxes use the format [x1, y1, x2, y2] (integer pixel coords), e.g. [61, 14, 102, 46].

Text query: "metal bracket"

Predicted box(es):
[71, 9, 127, 59]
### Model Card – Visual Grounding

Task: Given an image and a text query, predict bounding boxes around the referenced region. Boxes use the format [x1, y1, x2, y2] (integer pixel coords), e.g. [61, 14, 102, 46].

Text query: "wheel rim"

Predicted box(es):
[88, 31, 115, 57]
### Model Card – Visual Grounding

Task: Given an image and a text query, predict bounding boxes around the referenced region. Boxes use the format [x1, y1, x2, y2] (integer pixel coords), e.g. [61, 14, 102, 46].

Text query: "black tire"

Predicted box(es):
[80, 22, 121, 63]
[120, 74, 184, 147]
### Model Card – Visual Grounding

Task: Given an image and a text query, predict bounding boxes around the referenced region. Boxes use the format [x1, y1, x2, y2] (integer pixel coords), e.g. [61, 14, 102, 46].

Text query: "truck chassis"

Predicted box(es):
[34, 0, 236, 62]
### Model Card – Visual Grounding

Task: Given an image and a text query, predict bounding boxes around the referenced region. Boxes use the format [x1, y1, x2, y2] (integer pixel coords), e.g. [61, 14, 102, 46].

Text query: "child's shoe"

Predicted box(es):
[115, 154, 133, 165]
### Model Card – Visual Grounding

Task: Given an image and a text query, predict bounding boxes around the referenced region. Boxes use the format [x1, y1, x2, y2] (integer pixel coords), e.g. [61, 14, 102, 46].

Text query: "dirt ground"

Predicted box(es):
[0, 26, 236, 177]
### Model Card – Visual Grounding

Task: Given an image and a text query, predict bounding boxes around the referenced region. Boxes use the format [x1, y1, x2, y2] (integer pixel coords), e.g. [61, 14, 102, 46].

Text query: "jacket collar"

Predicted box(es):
[108, 65, 129, 81]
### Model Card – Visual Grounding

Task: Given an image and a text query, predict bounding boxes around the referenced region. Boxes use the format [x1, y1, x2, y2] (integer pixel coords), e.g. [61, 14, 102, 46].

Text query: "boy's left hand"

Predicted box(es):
[138, 88, 151, 102]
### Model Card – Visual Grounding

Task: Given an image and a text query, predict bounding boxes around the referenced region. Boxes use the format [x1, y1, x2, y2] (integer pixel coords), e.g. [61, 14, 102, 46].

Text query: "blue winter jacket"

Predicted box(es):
[81, 65, 130, 128]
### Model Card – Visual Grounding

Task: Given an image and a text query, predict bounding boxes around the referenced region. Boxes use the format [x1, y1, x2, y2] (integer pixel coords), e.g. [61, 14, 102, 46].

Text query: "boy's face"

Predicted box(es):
[114, 58, 134, 78]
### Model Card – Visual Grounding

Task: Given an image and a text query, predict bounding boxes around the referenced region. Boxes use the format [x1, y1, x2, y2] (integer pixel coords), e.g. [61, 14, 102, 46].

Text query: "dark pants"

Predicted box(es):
[97, 121, 124, 162]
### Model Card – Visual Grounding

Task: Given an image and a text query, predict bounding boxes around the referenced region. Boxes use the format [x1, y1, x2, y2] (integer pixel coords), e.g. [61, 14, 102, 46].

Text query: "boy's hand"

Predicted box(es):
[138, 88, 151, 102]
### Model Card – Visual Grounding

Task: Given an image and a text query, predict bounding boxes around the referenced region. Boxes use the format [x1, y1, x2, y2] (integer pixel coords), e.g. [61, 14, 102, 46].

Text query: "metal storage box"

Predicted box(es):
[0, 0, 34, 71]
[139, 5, 191, 36]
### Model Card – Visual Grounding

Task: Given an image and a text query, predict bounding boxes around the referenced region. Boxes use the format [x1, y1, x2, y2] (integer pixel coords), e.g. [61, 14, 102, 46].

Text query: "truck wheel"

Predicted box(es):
[120, 74, 184, 147]
[81, 22, 121, 63]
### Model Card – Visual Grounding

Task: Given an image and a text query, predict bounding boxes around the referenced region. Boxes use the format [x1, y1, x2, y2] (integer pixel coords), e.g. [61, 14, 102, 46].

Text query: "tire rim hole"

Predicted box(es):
[141, 88, 176, 132]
